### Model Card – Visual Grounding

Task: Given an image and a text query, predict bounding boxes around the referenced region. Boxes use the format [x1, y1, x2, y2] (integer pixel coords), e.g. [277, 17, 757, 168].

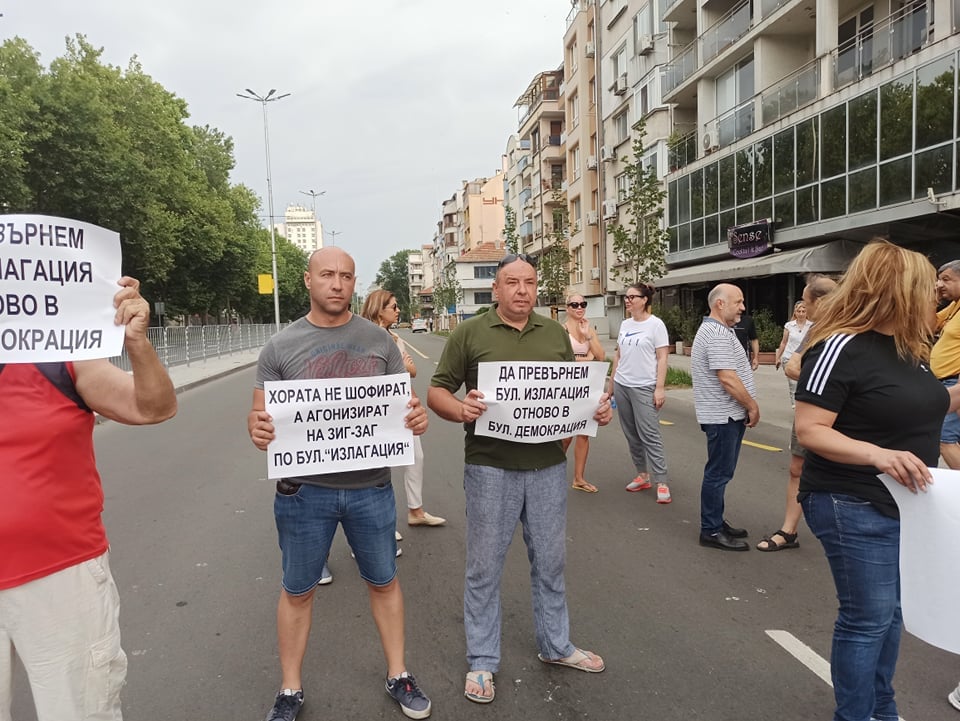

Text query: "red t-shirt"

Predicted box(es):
[0, 362, 107, 589]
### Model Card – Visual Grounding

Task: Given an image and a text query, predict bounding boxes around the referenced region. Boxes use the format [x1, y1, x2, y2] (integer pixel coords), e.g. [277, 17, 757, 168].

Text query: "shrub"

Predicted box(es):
[752, 307, 783, 352]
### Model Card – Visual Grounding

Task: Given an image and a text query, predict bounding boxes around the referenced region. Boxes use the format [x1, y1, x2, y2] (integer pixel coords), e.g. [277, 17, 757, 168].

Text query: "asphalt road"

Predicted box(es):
[11, 329, 959, 720]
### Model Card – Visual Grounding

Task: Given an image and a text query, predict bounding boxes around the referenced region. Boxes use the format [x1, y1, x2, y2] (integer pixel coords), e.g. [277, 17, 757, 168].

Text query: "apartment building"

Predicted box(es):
[275, 204, 323, 253]
[657, 0, 960, 316]
[408, 244, 434, 318]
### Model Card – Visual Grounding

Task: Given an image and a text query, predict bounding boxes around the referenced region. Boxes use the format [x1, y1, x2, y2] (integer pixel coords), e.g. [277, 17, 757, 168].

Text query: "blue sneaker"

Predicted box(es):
[385, 672, 431, 719]
[265, 689, 303, 721]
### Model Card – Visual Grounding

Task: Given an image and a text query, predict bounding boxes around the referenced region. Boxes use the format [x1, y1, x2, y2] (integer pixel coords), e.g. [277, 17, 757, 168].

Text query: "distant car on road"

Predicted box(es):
[411, 318, 428, 333]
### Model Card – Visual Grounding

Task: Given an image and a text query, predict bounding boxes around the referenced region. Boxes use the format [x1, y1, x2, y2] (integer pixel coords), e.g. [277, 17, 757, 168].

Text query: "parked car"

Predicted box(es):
[411, 318, 428, 333]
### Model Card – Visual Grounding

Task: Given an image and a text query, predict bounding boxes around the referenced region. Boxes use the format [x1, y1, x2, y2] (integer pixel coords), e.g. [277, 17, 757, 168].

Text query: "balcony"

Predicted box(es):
[760, 58, 820, 126]
[518, 187, 533, 205]
[701, 0, 752, 65]
[712, 97, 755, 148]
[668, 128, 698, 171]
[518, 155, 531, 172]
[833, 2, 929, 88]
[662, 41, 698, 95]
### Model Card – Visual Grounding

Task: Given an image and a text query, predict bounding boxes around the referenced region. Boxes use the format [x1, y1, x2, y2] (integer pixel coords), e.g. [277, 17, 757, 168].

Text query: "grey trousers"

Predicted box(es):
[613, 382, 669, 483]
[463, 462, 574, 672]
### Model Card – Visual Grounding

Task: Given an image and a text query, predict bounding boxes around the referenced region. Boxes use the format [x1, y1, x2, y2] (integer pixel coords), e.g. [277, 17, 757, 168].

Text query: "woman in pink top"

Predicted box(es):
[562, 293, 605, 492]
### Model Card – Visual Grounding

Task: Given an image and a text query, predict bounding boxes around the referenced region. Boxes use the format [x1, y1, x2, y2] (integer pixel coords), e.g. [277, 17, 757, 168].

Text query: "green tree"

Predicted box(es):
[607, 117, 668, 285]
[433, 262, 462, 314]
[375, 249, 413, 317]
[538, 192, 571, 313]
[503, 206, 520, 254]
[0, 38, 44, 210]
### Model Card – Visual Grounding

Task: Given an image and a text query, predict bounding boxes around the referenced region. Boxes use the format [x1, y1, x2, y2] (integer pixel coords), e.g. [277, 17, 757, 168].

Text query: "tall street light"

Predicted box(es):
[327, 229, 341, 247]
[237, 88, 290, 333]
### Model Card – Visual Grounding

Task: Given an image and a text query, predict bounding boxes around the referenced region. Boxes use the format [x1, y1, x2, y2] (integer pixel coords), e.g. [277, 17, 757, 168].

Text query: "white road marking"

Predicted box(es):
[766, 630, 908, 720]
[403, 337, 429, 359]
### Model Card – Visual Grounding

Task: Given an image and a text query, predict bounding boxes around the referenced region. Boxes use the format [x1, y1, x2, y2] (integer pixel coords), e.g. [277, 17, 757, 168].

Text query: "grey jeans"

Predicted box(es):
[463, 462, 574, 672]
[613, 382, 669, 483]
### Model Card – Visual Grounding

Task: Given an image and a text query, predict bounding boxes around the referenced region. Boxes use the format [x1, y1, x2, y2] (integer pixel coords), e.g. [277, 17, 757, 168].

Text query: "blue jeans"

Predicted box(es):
[940, 378, 960, 443]
[699, 419, 746, 534]
[802, 492, 902, 721]
[462, 463, 572, 672]
[274, 481, 398, 592]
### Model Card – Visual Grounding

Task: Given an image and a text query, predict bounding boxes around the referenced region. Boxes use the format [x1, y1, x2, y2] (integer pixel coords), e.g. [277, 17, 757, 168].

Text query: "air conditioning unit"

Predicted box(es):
[602, 199, 619, 219]
[637, 34, 654, 55]
[614, 73, 628, 95]
[600, 145, 617, 163]
[702, 124, 719, 153]
[560, 132, 567, 144]
[586, 155, 598, 169]
[605, 293, 620, 307]
[590, 267, 602, 280]
[586, 210, 599, 226]
[585, 41, 596, 58]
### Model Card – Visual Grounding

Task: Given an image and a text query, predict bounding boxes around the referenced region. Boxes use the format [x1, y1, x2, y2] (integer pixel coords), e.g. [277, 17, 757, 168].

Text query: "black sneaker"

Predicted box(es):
[265, 689, 303, 721]
[385, 672, 432, 719]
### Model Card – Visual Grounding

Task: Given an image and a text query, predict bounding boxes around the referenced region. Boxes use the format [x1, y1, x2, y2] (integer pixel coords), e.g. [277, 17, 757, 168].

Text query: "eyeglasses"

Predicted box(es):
[624, 294, 645, 301]
[498, 253, 538, 269]
[567, 301, 588, 309]
[383, 303, 398, 310]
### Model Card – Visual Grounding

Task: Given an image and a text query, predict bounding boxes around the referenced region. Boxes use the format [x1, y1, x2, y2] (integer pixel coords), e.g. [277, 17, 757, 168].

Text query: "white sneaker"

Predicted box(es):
[656, 483, 672, 504]
[949, 683, 960, 711]
[317, 563, 333, 586]
[395, 530, 403, 542]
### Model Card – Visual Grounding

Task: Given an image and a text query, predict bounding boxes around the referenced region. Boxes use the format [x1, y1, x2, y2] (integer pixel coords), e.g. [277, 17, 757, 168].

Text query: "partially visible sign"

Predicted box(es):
[0, 214, 124, 362]
[258, 274, 274, 294]
[264, 374, 414, 478]
[727, 219, 773, 259]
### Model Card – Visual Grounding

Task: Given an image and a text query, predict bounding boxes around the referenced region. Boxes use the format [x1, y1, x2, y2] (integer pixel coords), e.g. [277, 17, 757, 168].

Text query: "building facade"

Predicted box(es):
[275, 204, 323, 254]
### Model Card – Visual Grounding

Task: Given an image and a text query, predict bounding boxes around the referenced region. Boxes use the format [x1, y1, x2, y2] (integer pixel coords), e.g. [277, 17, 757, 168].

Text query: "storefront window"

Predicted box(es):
[691, 168, 704, 220]
[736, 203, 753, 225]
[796, 118, 819, 186]
[880, 74, 913, 161]
[754, 137, 772, 199]
[914, 145, 953, 198]
[774, 191, 795, 228]
[821, 104, 847, 178]
[879, 156, 912, 205]
[736, 148, 753, 206]
[848, 167, 877, 212]
[719, 155, 735, 210]
[915, 56, 955, 150]
[821, 176, 846, 219]
[797, 185, 818, 224]
[704, 161, 719, 215]
[754, 197, 772, 222]
[705, 214, 719, 246]
[678, 174, 691, 223]
[774, 128, 795, 193]
[848, 90, 877, 170]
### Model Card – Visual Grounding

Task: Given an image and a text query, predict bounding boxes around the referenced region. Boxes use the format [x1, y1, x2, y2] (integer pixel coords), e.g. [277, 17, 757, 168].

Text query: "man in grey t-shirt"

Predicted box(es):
[247, 247, 433, 720]
[691, 283, 759, 552]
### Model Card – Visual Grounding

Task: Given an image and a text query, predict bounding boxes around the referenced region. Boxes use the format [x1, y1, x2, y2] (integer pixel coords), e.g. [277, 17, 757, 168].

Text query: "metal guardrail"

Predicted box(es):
[110, 323, 281, 372]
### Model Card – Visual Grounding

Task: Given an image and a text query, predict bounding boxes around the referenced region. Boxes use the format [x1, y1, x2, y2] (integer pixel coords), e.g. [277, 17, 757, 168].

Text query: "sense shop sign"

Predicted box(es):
[727, 219, 773, 259]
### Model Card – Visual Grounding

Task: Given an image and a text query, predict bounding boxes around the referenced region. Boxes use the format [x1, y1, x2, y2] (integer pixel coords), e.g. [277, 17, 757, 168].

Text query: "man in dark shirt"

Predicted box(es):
[732, 313, 759, 371]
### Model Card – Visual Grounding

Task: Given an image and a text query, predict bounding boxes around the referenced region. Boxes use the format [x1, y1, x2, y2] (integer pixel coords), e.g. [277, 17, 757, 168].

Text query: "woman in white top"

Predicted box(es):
[607, 283, 672, 504]
[361, 290, 446, 528]
[561, 293, 605, 492]
[774, 301, 810, 408]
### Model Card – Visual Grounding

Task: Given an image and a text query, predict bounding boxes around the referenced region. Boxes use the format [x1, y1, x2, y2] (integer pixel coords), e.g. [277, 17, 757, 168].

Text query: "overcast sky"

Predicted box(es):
[7, 1, 571, 288]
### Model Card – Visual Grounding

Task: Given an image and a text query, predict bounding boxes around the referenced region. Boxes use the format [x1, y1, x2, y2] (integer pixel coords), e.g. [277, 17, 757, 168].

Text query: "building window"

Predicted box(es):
[473, 291, 493, 305]
[568, 39, 578, 74]
[615, 172, 631, 202]
[612, 44, 627, 79]
[570, 92, 580, 127]
[614, 111, 630, 143]
[571, 197, 582, 230]
[633, 4, 653, 52]
[573, 245, 584, 284]
[474, 265, 497, 279]
[716, 56, 755, 146]
[572, 145, 581, 180]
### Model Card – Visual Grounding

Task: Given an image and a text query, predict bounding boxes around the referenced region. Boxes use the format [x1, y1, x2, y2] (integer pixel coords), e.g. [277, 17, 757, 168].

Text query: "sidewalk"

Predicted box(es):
[163, 347, 262, 394]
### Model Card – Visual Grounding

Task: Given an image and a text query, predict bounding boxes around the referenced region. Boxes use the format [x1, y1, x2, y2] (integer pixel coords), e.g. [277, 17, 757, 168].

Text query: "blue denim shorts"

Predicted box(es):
[941, 378, 960, 443]
[274, 480, 398, 594]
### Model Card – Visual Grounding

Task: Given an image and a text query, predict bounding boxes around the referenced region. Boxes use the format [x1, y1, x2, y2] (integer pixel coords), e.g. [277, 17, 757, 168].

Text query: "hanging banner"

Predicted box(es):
[474, 361, 608, 443]
[264, 373, 415, 478]
[727, 218, 773, 259]
[0, 214, 124, 362]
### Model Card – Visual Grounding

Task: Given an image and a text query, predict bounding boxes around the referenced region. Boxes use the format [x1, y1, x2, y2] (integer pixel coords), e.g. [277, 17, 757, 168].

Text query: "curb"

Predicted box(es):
[172, 359, 260, 395]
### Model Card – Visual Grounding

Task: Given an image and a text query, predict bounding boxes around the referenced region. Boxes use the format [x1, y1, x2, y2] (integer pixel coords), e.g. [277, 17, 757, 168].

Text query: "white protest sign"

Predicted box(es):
[475, 361, 607, 443]
[880, 468, 960, 654]
[265, 374, 415, 479]
[0, 214, 124, 362]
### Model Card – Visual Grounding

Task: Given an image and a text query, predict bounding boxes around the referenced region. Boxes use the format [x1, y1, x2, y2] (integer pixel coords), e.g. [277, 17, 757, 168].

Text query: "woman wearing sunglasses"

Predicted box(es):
[562, 294, 605, 492]
[361, 290, 446, 529]
[608, 283, 672, 504]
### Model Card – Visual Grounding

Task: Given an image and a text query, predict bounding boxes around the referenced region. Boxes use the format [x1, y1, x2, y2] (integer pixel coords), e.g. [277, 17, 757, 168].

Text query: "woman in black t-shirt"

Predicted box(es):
[795, 241, 960, 721]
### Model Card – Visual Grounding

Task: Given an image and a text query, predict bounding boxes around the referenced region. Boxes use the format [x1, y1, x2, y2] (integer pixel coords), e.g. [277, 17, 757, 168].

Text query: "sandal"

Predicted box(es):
[537, 647, 605, 673]
[572, 481, 598, 493]
[464, 671, 495, 703]
[756, 530, 799, 552]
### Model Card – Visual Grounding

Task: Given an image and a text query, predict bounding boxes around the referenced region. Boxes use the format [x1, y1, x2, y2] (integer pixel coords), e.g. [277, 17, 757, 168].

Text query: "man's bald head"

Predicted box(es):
[309, 246, 354, 272]
[707, 283, 745, 327]
[304, 246, 356, 326]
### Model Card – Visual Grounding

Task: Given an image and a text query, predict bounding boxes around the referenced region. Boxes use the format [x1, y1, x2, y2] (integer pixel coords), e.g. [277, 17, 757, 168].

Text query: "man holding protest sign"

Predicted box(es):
[428, 253, 613, 705]
[1, 274, 177, 721]
[247, 247, 432, 721]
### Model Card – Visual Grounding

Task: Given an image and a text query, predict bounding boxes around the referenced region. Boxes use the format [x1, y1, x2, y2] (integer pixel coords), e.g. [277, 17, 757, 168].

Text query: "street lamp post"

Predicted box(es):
[327, 229, 341, 247]
[237, 88, 290, 333]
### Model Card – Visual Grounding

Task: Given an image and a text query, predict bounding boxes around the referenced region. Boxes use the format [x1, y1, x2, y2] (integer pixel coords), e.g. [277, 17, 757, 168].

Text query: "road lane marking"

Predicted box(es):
[766, 630, 832, 687]
[766, 630, 908, 720]
[743, 440, 783, 452]
[659, 420, 674, 426]
[402, 338, 429, 359]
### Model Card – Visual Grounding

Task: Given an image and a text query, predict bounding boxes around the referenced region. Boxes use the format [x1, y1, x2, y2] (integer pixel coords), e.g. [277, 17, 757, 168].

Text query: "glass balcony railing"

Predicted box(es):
[760, 58, 820, 125]
[518, 187, 533, 205]
[668, 128, 698, 171]
[714, 98, 755, 148]
[663, 41, 697, 94]
[833, 2, 928, 87]
[701, 0, 752, 64]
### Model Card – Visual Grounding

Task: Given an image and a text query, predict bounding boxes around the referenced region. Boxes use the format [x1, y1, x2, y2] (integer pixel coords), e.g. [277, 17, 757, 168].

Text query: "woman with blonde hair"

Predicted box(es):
[795, 240, 960, 721]
[361, 290, 446, 528]
[561, 293, 605, 492]
[774, 300, 810, 408]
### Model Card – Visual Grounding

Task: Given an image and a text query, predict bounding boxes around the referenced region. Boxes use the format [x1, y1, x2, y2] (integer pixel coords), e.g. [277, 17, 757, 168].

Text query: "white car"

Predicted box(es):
[411, 318, 428, 333]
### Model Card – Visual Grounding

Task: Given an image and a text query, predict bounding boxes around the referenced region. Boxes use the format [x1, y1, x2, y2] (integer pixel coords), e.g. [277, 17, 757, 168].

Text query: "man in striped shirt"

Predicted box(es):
[691, 284, 759, 551]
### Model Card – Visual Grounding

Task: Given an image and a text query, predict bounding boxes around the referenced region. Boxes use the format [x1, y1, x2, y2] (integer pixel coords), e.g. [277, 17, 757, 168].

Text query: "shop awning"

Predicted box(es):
[654, 239, 865, 287]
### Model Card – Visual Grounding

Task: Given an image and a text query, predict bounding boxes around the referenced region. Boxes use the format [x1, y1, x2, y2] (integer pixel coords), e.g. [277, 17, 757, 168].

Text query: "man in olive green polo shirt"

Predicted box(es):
[428, 253, 612, 705]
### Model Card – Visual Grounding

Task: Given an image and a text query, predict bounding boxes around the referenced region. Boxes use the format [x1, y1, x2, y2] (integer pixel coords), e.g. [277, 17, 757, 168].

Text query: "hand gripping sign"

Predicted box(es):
[0, 214, 124, 362]
[264, 374, 415, 478]
[475, 361, 608, 443]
